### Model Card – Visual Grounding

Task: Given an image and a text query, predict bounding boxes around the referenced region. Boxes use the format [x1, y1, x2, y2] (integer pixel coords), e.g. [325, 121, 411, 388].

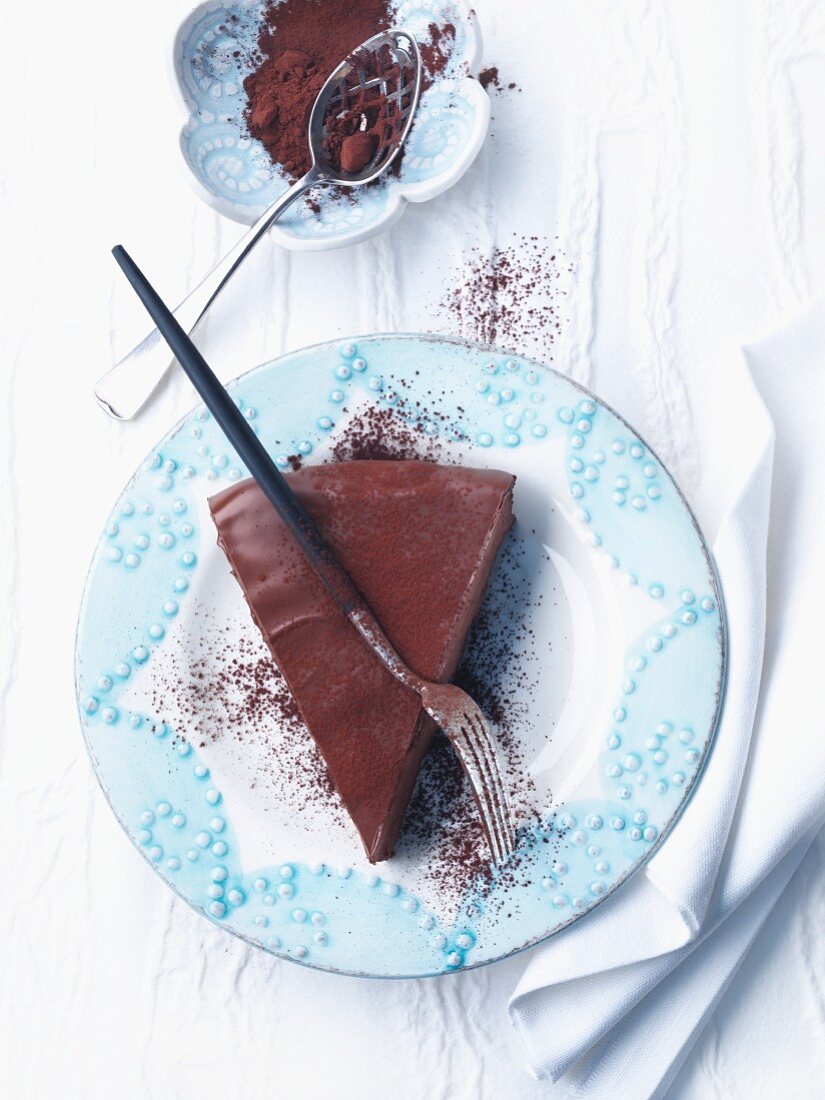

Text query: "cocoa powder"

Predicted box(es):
[245, 0, 390, 177]
[330, 406, 443, 464]
[244, 0, 457, 179]
[149, 605, 345, 825]
[437, 235, 573, 358]
[419, 21, 456, 77]
[478, 65, 520, 94]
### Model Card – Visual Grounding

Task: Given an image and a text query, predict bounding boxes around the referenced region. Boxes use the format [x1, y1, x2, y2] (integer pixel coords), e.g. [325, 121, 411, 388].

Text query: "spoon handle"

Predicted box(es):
[96, 169, 319, 421]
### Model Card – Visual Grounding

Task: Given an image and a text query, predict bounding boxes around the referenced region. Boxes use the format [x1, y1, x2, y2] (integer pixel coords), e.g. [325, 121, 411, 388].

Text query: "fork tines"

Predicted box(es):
[452, 710, 517, 866]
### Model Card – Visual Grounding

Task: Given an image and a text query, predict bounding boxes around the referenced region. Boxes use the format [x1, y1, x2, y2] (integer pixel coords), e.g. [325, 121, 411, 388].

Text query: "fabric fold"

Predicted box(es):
[508, 297, 825, 1097]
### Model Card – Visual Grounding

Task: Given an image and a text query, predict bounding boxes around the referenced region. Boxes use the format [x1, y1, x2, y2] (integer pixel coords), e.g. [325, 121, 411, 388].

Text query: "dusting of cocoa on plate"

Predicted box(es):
[149, 606, 345, 828]
[437, 235, 573, 357]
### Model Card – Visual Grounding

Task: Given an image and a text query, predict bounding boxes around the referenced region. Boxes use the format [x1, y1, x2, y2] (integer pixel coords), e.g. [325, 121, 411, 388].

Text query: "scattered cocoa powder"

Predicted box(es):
[396, 533, 550, 908]
[320, 42, 413, 176]
[243, 0, 389, 178]
[149, 606, 344, 825]
[330, 405, 444, 464]
[478, 65, 520, 94]
[478, 65, 499, 90]
[419, 21, 456, 77]
[437, 235, 573, 358]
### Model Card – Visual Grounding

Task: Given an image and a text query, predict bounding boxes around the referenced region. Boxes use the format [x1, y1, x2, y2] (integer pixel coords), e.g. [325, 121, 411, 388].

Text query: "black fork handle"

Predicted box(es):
[112, 245, 365, 617]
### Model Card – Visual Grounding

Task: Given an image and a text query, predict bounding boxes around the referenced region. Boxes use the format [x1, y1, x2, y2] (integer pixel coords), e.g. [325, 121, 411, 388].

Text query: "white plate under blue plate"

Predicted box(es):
[75, 335, 726, 978]
[172, 0, 489, 247]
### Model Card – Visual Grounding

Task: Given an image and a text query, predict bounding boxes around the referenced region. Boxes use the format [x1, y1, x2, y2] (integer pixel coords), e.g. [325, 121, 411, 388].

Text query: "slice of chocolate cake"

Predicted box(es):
[209, 460, 515, 862]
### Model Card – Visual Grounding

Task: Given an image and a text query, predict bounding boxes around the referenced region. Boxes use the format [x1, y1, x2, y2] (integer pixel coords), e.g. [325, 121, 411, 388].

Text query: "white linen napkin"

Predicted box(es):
[508, 296, 825, 1098]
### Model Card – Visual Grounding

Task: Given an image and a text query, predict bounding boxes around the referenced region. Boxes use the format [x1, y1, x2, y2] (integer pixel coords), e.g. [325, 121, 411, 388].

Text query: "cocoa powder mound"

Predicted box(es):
[244, 0, 457, 179]
[244, 0, 391, 178]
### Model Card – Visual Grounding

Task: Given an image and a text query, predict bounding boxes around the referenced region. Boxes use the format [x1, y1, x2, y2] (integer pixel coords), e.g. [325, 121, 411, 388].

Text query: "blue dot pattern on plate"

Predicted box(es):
[75, 334, 725, 978]
[175, 0, 486, 237]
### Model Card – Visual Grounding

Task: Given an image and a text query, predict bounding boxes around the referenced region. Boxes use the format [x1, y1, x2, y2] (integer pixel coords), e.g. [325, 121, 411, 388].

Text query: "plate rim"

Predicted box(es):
[74, 331, 728, 978]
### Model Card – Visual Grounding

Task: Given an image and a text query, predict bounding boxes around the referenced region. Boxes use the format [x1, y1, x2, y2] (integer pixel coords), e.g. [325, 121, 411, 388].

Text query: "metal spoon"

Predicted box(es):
[96, 29, 422, 421]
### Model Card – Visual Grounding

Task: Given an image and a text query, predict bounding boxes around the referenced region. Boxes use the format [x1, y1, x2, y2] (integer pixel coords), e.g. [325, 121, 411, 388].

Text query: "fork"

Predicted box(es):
[111, 245, 516, 865]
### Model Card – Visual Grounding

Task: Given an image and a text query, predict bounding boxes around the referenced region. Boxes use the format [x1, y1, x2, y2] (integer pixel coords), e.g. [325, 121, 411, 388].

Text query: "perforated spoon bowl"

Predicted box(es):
[96, 29, 422, 421]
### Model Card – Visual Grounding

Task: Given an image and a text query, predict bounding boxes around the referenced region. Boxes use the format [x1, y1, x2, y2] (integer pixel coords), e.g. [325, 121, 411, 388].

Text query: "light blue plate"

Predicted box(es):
[75, 335, 726, 978]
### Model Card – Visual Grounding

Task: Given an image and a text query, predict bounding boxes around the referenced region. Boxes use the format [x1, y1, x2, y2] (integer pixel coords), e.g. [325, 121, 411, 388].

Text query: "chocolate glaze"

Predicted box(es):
[209, 460, 515, 862]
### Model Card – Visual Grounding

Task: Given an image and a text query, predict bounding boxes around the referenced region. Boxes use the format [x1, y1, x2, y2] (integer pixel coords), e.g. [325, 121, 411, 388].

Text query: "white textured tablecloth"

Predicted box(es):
[3, 1, 825, 1096]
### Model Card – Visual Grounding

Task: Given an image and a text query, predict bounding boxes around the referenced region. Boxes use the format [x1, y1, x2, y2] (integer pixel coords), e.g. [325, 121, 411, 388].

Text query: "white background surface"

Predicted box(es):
[2, 0, 824, 1096]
